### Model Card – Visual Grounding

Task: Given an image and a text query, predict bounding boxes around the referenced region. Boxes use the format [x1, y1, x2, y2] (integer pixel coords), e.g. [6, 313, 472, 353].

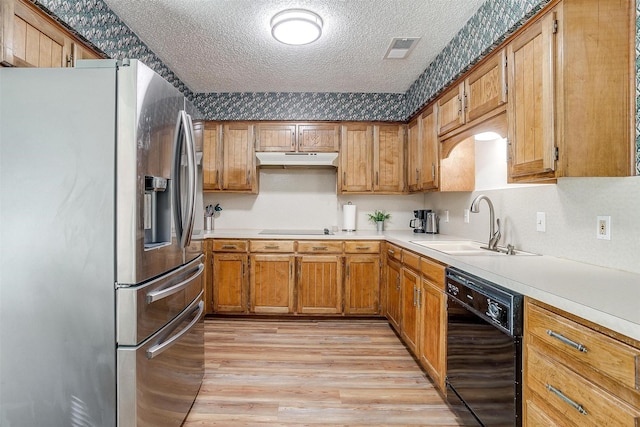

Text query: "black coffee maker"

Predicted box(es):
[410, 209, 439, 234]
[410, 209, 430, 233]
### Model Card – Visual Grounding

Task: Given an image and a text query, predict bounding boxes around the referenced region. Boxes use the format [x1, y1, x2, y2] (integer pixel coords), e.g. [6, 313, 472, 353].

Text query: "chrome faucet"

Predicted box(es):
[470, 195, 501, 251]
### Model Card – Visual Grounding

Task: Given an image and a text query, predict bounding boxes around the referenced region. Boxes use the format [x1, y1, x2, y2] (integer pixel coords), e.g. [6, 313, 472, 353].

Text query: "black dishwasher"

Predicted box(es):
[445, 267, 523, 427]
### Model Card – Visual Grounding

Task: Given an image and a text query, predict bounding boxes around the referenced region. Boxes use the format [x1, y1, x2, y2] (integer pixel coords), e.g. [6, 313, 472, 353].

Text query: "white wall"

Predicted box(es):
[427, 177, 640, 274]
[203, 169, 424, 231]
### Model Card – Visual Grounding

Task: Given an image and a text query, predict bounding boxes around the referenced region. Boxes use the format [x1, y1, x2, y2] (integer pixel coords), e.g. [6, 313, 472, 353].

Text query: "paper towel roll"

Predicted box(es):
[342, 203, 356, 231]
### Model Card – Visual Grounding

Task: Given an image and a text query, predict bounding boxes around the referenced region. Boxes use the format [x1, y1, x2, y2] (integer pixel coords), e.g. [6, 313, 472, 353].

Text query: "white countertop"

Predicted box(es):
[198, 229, 640, 342]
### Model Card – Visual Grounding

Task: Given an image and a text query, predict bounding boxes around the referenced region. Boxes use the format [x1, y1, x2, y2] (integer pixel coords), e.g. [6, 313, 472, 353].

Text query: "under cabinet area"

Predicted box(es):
[524, 298, 640, 425]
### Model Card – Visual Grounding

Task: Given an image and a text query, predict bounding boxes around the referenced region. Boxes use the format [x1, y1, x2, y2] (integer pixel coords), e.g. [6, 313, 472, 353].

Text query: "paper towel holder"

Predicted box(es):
[342, 201, 356, 232]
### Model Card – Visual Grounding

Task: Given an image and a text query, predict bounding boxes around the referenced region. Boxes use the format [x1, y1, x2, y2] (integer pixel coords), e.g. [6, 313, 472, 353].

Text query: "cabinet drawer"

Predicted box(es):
[525, 399, 561, 427]
[212, 240, 248, 252]
[344, 241, 380, 253]
[527, 302, 640, 393]
[420, 257, 445, 287]
[526, 347, 640, 426]
[402, 250, 420, 272]
[250, 240, 295, 253]
[385, 243, 402, 262]
[297, 240, 343, 254]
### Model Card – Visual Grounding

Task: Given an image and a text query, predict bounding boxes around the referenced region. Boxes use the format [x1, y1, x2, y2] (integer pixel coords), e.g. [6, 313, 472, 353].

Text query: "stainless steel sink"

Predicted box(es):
[410, 240, 537, 256]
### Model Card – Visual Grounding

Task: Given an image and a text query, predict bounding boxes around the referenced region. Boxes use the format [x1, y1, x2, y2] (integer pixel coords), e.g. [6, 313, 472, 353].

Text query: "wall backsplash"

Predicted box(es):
[427, 177, 640, 275]
[203, 169, 424, 232]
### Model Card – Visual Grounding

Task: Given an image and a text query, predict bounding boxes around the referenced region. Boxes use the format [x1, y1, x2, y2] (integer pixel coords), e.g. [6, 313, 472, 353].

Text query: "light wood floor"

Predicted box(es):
[182, 317, 478, 427]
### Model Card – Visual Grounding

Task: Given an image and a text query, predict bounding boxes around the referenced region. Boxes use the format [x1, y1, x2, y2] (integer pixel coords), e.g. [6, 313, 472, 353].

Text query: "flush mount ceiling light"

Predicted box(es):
[271, 9, 323, 45]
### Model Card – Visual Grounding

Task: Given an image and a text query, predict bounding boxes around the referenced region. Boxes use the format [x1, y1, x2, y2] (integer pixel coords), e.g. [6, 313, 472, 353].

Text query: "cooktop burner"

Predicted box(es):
[259, 229, 333, 235]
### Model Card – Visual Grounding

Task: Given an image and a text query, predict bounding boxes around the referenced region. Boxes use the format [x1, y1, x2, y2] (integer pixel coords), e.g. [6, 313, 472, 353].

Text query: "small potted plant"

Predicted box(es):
[368, 210, 391, 232]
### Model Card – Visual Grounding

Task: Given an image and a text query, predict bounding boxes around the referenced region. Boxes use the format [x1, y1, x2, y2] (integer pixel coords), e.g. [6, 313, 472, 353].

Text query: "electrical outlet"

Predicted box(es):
[536, 212, 546, 232]
[596, 215, 611, 240]
[464, 209, 470, 223]
[444, 210, 449, 223]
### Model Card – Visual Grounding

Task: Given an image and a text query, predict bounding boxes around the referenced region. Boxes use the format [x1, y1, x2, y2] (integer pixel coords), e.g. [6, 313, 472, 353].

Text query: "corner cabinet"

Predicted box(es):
[507, 0, 635, 182]
[407, 105, 439, 193]
[203, 122, 258, 193]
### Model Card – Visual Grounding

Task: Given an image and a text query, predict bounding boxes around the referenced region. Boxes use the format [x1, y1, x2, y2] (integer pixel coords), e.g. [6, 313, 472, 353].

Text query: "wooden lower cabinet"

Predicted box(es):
[419, 277, 446, 391]
[297, 255, 342, 314]
[400, 266, 420, 354]
[385, 259, 402, 332]
[212, 253, 248, 313]
[344, 254, 380, 315]
[250, 254, 295, 314]
[524, 298, 640, 426]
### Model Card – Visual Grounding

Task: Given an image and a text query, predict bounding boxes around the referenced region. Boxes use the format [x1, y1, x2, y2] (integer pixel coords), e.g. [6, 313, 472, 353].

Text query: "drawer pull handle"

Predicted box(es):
[221, 245, 238, 249]
[264, 245, 280, 250]
[546, 384, 588, 416]
[356, 246, 371, 250]
[312, 246, 328, 250]
[546, 329, 588, 353]
[388, 249, 395, 255]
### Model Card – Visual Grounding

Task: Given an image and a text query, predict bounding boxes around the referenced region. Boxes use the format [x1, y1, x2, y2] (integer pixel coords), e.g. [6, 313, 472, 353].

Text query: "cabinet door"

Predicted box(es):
[255, 123, 296, 152]
[10, 0, 66, 67]
[297, 255, 342, 314]
[385, 259, 402, 333]
[250, 254, 295, 314]
[406, 118, 421, 192]
[298, 124, 339, 152]
[401, 267, 420, 355]
[373, 124, 404, 193]
[222, 123, 256, 192]
[212, 253, 248, 313]
[464, 49, 507, 122]
[507, 12, 556, 181]
[437, 83, 465, 135]
[340, 124, 373, 192]
[344, 255, 380, 315]
[419, 105, 439, 191]
[419, 278, 446, 391]
[202, 122, 222, 191]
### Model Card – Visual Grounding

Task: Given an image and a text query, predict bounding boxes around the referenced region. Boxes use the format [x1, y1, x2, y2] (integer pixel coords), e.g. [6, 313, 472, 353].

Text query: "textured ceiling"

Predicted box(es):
[103, 0, 486, 94]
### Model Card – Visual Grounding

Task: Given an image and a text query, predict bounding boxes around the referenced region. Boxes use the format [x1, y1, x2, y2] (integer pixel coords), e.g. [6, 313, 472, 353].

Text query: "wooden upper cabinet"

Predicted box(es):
[339, 124, 373, 193]
[373, 124, 404, 193]
[255, 123, 339, 152]
[298, 124, 339, 152]
[221, 123, 257, 193]
[202, 122, 222, 191]
[1, 0, 100, 67]
[255, 123, 296, 152]
[464, 49, 507, 122]
[507, 0, 634, 182]
[406, 118, 421, 192]
[437, 83, 465, 136]
[419, 105, 439, 191]
[506, 12, 555, 182]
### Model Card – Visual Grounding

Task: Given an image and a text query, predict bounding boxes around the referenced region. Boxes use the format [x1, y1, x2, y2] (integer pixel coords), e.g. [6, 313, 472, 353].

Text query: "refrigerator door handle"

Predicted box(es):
[172, 110, 197, 249]
[183, 112, 197, 247]
[145, 262, 204, 304]
[146, 299, 204, 360]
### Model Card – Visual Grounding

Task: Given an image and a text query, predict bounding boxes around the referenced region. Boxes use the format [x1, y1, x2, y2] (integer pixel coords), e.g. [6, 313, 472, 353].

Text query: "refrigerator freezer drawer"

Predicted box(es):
[117, 293, 204, 427]
[117, 254, 204, 346]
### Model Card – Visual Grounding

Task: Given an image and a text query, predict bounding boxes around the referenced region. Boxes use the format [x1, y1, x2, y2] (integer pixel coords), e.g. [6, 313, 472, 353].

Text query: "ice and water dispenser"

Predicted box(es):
[144, 175, 171, 249]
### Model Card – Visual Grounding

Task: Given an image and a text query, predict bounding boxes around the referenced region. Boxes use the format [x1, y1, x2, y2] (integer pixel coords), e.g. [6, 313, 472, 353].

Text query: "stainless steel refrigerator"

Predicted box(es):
[0, 59, 205, 426]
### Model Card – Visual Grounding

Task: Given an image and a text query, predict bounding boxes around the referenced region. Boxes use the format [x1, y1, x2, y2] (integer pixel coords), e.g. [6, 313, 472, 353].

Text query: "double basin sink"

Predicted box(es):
[410, 240, 537, 256]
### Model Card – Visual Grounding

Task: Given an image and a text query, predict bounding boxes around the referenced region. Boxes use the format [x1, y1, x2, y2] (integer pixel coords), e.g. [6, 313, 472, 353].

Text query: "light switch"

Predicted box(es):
[536, 212, 546, 232]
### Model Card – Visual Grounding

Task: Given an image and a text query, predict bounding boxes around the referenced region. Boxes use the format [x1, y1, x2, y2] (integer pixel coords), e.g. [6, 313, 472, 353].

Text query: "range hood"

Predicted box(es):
[256, 152, 339, 168]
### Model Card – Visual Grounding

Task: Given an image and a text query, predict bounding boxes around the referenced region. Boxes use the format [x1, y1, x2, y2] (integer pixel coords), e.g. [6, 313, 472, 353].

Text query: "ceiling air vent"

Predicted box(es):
[384, 37, 420, 59]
